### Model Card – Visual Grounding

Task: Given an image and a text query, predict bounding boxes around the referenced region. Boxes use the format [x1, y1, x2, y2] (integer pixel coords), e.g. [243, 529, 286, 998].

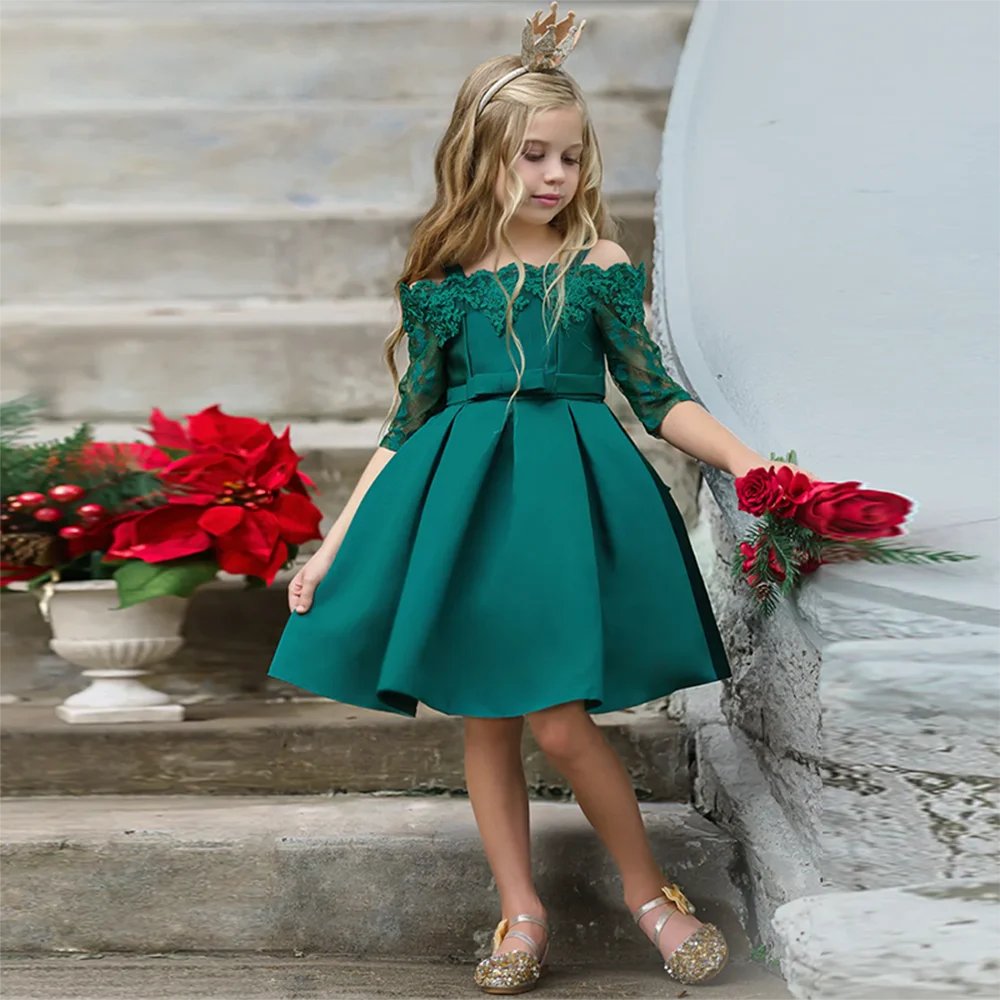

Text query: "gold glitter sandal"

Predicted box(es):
[474, 913, 550, 995]
[631, 882, 728, 985]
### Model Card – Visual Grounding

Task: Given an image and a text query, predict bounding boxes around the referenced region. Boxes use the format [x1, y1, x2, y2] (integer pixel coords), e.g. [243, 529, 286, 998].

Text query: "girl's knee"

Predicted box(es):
[527, 702, 592, 760]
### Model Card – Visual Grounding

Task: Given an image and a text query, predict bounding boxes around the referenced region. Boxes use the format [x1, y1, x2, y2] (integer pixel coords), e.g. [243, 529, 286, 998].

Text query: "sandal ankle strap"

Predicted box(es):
[508, 914, 549, 932]
[492, 913, 550, 954]
[632, 883, 696, 924]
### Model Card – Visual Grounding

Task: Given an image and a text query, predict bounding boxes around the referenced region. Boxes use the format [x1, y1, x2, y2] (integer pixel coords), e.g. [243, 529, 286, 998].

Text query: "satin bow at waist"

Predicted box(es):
[445, 369, 606, 406]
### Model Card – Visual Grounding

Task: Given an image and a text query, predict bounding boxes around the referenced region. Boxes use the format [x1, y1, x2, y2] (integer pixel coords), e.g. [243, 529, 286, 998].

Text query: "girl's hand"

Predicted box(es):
[288, 545, 339, 614]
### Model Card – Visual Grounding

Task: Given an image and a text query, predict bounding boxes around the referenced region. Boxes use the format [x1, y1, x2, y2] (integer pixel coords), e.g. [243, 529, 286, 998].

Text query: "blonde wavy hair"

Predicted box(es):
[381, 54, 621, 430]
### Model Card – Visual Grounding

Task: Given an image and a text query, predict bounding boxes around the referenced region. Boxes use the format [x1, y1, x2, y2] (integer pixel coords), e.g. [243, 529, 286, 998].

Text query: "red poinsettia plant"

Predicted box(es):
[732, 449, 977, 617]
[1, 402, 323, 608]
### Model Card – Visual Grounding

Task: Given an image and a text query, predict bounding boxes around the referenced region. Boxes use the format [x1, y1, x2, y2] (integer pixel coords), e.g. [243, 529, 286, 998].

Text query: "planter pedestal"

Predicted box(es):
[53, 636, 186, 724]
[11, 579, 189, 724]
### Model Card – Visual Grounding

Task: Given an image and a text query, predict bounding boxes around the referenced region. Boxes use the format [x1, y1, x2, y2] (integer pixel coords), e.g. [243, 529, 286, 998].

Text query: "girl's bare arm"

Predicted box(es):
[288, 445, 396, 612]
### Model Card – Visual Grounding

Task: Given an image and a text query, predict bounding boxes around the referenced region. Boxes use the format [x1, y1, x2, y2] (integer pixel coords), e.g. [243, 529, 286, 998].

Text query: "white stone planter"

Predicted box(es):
[11, 579, 188, 724]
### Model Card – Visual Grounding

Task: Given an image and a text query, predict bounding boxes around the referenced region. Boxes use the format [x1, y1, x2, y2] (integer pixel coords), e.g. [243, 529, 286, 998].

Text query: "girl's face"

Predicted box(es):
[496, 106, 584, 224]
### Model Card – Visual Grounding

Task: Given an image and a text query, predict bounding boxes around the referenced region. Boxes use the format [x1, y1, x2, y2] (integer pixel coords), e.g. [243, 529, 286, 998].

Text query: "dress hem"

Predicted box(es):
[265, 667, 726, 720]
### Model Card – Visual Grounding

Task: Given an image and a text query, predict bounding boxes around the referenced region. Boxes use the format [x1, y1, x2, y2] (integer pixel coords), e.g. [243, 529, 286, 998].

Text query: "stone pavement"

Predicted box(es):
[0, 955, 791, 1000]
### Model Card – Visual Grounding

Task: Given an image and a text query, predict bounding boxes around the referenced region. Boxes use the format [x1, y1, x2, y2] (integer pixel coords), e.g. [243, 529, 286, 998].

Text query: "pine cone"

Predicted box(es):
[0, 532, 57, 569]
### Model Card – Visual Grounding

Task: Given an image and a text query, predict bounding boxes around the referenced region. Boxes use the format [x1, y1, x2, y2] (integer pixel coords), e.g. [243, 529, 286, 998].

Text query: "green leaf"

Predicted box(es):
[113, 558, 219, 609]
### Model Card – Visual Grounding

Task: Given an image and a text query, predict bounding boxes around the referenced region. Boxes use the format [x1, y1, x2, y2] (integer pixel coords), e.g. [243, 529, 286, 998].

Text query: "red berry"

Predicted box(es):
[17, 491, 47, 507]
[33, 507, 62, 523]
[48, 484, 86, 503]
[76, 503, 106, 520]
[59, 525, 86, 539]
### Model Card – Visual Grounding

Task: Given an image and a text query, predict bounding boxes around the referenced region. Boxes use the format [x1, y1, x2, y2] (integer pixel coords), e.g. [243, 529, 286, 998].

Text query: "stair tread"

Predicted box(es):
[18, 418, 385, 450]
[0, 792, 725, 843]
[0, 698, 666, 734]
[0, 954, 790, 999]
[2, 297, 394, 325]
[0, 694, 688, 800]
[1, 195, 654, 224]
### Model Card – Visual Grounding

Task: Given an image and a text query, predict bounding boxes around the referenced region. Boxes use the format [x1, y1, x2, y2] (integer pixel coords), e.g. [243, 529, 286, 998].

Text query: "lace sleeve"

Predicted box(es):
[592, 263, 695, 437]
[378, 286, 447, 451]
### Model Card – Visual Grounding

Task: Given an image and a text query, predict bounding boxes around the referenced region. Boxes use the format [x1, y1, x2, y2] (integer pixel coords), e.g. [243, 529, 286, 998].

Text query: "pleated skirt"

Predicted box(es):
[267, 397, 731, 717]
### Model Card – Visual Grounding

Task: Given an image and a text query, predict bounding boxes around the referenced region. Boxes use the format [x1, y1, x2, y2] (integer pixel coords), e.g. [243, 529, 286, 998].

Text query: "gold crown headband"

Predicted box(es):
[476, 2, 587, 119]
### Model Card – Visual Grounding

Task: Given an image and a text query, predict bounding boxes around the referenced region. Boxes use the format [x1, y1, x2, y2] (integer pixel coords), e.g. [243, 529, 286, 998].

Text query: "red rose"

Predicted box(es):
[769, 466, 823, 517]
[794, 481, 912, 540]
[736, 467, 785, 517]
[737, 465, 821, 518]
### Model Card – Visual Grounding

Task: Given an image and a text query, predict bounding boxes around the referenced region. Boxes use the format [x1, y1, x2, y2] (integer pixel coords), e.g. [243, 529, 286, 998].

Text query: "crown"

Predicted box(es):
[477, 3, 587, 118]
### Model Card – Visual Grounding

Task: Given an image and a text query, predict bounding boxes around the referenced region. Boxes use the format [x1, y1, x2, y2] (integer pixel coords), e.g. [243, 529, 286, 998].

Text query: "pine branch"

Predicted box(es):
[821, 539, 976, 565]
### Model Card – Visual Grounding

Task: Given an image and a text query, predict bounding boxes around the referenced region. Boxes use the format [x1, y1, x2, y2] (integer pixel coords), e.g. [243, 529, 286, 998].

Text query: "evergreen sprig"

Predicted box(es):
[730, 449, 978, 619]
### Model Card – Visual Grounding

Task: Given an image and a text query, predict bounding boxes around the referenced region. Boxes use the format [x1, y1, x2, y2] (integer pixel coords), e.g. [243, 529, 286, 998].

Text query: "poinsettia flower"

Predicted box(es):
[147, 406, 315, 496]
[147, 404, 272, 456]
[145, 408, 194, 451]
[106, 470, 323, 585]
[107, 502, 214, 563]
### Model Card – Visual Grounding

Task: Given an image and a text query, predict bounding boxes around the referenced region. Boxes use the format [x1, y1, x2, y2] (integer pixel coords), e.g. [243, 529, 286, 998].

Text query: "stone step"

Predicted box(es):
[2, 98, 666, 208]
[2, 294, 660, 425]
[2, 299, 398, 422]
[0, 700, 691, 801]
[0, 794, 750, 962]
[0, 954, 791, 999]
[0, 200, 654, 304]
[0, 2, 692, 106]
[772, 878, 1000, 999]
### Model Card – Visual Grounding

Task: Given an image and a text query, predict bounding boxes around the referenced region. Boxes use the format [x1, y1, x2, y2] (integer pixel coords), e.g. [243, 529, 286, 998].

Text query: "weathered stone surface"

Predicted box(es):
[772, 879, 1000, 999]
[0, 700, 691, 802]
[0, 954, 790, 1000]
[3, 300, 397, 421]
[3, 100, 668, 207]
[691, 720, 821, 963]
[1, 201, 655, 305]
[0, 795, 748, 961]
[818, 633, 1000, 891]
[0, 2, 693, 105]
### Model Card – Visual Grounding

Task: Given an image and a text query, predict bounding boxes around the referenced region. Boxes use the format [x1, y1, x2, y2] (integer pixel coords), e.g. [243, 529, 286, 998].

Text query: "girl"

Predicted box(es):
[268, 5, 816, 993]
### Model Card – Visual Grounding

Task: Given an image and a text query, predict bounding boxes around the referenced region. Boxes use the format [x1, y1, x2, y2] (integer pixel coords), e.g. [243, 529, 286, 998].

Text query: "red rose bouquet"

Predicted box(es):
[1, 400, 323, 608]
[732, 449, 976, 617]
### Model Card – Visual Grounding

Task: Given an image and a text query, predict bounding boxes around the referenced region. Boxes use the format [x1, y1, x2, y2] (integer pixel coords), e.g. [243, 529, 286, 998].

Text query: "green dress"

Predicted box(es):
[267, 251, 731, 717]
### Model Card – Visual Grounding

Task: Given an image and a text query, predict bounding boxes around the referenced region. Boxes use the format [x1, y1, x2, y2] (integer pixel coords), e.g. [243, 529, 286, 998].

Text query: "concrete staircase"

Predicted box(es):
[0, 0, 685, 435]
[0, 4, 789, 994]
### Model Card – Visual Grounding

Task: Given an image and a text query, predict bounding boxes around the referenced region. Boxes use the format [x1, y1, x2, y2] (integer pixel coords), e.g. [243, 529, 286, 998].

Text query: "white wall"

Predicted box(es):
[660, 0, 999, 575]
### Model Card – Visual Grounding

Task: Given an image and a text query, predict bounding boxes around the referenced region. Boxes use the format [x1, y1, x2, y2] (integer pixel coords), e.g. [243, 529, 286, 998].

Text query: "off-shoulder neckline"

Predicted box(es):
[401, 259, 645, 293]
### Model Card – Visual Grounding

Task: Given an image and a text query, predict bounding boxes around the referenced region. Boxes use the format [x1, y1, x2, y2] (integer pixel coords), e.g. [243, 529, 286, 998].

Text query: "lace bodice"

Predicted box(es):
[380, 258, 694, 451]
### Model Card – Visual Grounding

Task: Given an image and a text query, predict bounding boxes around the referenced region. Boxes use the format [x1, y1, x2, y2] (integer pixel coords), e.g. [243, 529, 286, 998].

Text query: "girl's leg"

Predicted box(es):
[524, 701, 702, 957]
[464, 715, 548, 957]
